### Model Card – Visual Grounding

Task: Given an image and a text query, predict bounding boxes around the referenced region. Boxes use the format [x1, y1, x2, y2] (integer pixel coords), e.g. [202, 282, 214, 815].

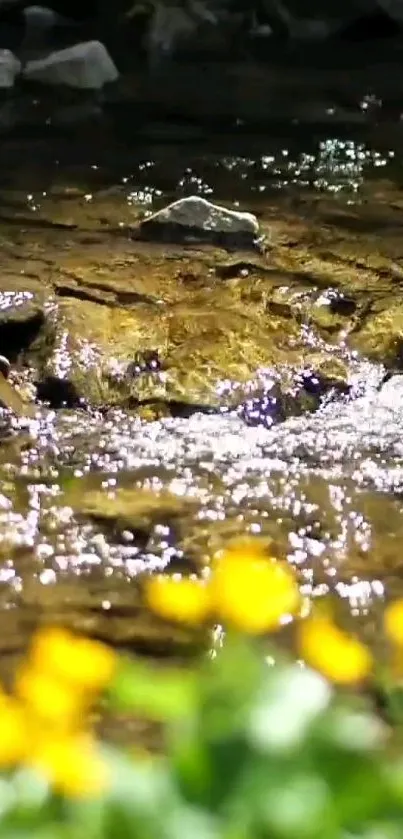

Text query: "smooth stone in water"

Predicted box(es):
[0, 50, 21, 88]
[139, 196, 260, 248]
[23, 41, 118, 89]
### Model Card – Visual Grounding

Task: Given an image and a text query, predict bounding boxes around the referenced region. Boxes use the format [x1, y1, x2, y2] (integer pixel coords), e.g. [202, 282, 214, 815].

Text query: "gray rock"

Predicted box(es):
[139, 196, 260, 249]
[0, 50, 21, 88]
[23, 40, 118, 90]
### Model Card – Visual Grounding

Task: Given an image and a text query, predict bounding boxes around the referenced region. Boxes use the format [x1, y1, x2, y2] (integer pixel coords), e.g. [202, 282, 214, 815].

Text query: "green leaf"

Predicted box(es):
[108, 658, 197, 721]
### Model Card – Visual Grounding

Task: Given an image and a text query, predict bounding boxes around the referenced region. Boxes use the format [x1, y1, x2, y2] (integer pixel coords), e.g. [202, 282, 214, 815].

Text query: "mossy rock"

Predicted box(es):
[35, 290, 329, 409]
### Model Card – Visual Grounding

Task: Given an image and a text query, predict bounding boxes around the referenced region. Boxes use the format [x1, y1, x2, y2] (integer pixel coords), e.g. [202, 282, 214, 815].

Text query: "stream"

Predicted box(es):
[0, 115, 403, 708]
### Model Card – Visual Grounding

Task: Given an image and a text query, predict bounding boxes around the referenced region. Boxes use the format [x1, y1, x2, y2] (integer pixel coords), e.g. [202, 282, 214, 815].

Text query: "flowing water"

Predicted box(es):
[1, 111, 403, 703]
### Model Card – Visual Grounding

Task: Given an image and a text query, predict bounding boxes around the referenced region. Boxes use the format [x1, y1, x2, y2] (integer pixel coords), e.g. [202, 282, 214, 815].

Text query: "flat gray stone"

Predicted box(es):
[139, 196, 259, 248]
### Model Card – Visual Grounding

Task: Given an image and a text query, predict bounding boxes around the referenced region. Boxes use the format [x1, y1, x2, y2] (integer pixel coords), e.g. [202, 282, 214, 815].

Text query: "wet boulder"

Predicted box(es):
[138, 196, 260, 249]
[36, 278, 347, 412]
[23, 41, 118, 89]
[36, 297, 169, 408]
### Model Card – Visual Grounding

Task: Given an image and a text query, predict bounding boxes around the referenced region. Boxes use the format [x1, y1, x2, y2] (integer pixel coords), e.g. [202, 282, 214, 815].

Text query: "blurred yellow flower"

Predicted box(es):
[30, 733, 108, 798]
[0, 698, 28, 766]
[210, 553, 300, 634]
[146, 541, 300, 634]
[384, 599, 403, 646]
[29, 627, 116, 693]
[0, 626, 116, 797]
[298, 615, 372, 684]
[145, 575, 211, 625]
[15, 666, 88, 727]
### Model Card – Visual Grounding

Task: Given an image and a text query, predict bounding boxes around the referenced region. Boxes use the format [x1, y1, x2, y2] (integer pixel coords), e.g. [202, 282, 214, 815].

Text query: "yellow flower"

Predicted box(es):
[298, 615, 372, 684]
[145, 541, 300, 633]
[210, 553, 300, 634]
[145, 575, 211, 625]
[384, 599, 403, 646]
[0, 697, 28, 766]
[15, 666, 87, 727]
[30, 733, 108, 798]
[29, 628, 116, 693]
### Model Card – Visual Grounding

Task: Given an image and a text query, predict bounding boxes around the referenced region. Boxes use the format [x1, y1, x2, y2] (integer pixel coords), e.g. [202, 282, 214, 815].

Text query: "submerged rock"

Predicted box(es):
[238, 363, 350, 429]
[0, 50, 21, 88]
[71, 486, 200, 544]
[139, 196, 260, 249]
[36, 277, 348, 412]
[23, 41, 118, 89]
[239, 387, 284, 429]
[0, 374, 35, 417]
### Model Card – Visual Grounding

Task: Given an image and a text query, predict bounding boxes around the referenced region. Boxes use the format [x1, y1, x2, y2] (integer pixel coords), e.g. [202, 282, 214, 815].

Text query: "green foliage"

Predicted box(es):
[0, 637, 402, 838]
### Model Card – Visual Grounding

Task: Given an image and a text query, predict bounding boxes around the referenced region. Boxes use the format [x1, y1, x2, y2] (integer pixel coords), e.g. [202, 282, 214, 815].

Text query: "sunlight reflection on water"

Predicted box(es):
[0, 356, 397, 621]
